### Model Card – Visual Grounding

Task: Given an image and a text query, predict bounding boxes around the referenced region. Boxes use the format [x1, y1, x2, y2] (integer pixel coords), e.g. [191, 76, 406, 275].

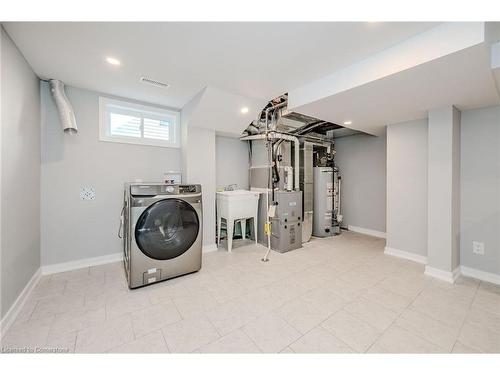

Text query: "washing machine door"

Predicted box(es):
[135, 198, 200, 260]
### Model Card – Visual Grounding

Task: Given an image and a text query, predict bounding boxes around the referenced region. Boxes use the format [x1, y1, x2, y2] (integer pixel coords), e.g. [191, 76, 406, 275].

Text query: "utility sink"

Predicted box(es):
[216, 190, 260, 221]
[217, 189, 260, 197]
[216, 190, 260, 252]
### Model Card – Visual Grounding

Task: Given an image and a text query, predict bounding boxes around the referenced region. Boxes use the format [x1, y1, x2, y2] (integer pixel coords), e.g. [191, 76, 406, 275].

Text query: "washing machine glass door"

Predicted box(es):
[135, 198, 200, 260]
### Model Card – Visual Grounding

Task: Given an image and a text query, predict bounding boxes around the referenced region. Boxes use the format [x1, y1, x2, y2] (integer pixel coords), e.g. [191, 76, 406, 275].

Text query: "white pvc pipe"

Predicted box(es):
[268, 133, 300, 191]
[241, 101, 298, 262]
[263, 103, 287, 261]
[264, 142, 272, 259]
[240, 132, 300, 191]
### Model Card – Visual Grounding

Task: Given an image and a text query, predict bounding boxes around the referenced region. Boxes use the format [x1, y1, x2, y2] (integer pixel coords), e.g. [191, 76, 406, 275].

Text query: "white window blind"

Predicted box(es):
[143, 118, 170, 140]
[110, 113, 142, 138]
[99, 97, 180, 148]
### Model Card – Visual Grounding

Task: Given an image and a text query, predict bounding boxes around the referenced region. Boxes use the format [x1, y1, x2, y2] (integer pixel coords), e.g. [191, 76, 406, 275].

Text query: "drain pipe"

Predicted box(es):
[263, 104, 274, 262]
[240, 100, 290, 262]
[263, 101, 286, 262]
[263, 140, 272, 261]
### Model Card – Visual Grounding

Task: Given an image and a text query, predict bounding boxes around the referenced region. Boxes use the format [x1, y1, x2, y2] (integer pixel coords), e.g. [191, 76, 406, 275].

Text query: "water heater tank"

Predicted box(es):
[313, 166, 335, 237]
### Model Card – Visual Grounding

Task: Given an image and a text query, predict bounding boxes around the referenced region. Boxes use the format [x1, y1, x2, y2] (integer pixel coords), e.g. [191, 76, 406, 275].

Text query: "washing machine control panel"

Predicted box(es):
[179, 185, 198, 194]
[130, 183, 200, 196]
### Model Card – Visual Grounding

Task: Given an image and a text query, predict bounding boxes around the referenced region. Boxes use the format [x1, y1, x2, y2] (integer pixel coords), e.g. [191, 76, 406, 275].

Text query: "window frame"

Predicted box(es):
[98, 97, 181, 148]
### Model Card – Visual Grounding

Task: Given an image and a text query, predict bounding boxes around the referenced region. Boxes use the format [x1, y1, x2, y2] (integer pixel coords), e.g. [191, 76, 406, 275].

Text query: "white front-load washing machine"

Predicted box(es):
[122, 183, 202, 289]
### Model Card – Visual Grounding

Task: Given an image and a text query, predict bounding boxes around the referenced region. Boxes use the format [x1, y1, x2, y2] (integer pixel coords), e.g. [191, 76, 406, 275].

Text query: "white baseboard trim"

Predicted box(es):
[347, 225, 386, 239]
[41, 252, 123, 275]
[384, 246, 428, 264]
[460, 266, 500, 285]
[41, 244, 222, 275]
[202, 244, 218, 253]
[0, 268, 42, 338]
[424, 265, 461, 284]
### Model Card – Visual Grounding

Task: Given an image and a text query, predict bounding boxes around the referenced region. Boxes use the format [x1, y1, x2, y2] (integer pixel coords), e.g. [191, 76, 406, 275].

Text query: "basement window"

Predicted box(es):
[99, 97, 180, 148]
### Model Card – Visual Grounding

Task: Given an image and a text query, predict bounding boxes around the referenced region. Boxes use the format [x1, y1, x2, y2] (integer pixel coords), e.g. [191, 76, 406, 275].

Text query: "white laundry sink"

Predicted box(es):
[216, 190, 260, 220]
[216, 190, 260, 252]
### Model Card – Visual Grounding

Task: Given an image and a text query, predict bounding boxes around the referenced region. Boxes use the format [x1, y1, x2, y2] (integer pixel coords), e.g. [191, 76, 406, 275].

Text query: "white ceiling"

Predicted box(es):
[3, 22, 438, 108]
[292, 44, 500, 136]
[183, 86, 267, 137]
[288, 22, 500, 135]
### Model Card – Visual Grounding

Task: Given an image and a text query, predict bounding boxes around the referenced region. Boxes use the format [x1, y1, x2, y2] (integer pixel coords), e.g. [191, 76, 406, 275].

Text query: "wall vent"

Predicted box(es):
[140, 77, 170, 89]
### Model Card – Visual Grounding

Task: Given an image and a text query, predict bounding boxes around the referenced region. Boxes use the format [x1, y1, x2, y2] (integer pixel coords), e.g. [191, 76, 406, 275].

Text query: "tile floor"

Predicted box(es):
[2, 231, 499, 353]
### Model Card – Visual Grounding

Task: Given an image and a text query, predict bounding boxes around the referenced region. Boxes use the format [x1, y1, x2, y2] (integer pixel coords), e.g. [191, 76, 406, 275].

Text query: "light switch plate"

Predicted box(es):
[472, 241, 485, 255]
[80, 187, 96, 201]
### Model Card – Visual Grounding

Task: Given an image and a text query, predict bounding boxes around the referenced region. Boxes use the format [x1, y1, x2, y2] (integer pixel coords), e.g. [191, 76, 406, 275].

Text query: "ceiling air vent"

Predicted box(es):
[140, 77, 170, 89]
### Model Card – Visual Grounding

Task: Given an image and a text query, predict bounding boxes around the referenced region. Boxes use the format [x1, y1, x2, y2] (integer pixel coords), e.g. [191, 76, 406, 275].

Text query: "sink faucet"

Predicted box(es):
[224, 184, 238, 191]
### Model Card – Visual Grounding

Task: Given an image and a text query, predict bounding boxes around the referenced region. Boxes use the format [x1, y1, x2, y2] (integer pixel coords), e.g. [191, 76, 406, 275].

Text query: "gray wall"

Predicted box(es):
[215, 135, 249, 191]
[386, 119, 428, 257]
[183, 126, 216, 247]
[334, 133, 387, 233]
[1, 28, 41, 318]
[41, 84, 182, 266]
[460, 105, 500, 275]
[385, 107, 500, 275]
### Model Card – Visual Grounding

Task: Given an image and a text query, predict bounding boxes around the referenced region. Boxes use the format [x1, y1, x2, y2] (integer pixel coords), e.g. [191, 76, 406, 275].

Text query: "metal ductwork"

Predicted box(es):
[241, 93, 347, 259]
[49, 79, 78, 135]
[243, 93, 344, 137]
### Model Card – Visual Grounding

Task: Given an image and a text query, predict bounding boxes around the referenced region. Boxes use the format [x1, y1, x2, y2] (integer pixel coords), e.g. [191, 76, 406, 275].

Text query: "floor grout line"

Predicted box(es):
[284, 305, 358, 353]
[364, 280, 428, 353]
[160, 327, 172, 353]
[450, 278, 481, 353]
[6, 234, 499, 353]
[239, 324, 264, 353]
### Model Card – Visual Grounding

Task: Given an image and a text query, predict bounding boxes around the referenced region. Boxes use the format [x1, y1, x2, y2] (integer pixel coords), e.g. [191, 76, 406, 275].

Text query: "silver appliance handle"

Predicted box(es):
[118, 205, 125, 239]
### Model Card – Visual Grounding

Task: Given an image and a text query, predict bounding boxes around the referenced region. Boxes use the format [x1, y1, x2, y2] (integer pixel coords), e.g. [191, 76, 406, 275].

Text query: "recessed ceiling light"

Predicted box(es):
[106, 57, 121, 66]
[343, 120, 353, 125]
[240, 107, 249, 114]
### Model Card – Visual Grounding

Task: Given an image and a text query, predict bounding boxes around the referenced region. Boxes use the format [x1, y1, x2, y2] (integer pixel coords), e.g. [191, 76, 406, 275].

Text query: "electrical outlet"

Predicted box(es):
[472, 241, 485, 255]
[80, 187, 96, 201]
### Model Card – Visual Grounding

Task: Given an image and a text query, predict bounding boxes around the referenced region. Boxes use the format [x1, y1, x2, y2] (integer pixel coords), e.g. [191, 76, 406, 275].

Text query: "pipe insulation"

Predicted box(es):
[49, 79, 78, 134]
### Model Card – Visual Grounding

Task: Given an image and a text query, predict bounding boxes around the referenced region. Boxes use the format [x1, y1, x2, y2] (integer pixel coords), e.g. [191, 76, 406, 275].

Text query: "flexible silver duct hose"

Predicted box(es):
[49, 79, 78, 134]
